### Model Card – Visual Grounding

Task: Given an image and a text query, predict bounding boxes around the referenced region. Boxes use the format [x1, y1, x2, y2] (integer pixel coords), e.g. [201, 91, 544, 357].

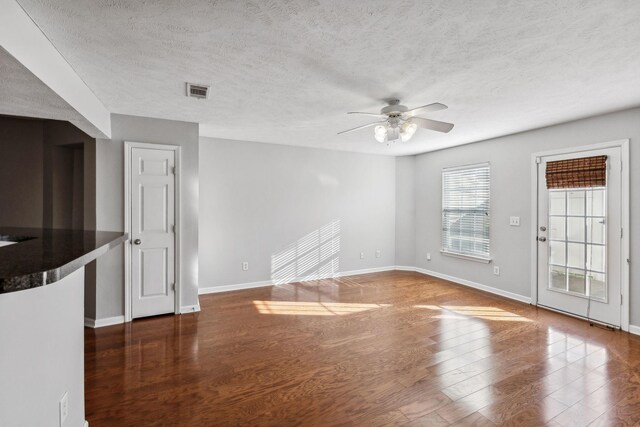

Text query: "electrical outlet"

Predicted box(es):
[242, 261, 249, 271]
[360, 252, 365, 259]
[427, 252, 431, 261]
[375, 250, 381, 258]
[509, 216, 520, 226]
[493, 266, 500, 276]
[59, 392, 69, 426]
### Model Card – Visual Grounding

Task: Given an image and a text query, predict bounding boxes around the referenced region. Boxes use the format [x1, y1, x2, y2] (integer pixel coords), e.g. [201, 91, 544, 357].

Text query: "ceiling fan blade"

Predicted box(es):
[347, 111, 386, 117]
[411, 117, 454, 133]
[405, 103, 448, 116]
[337, 121, 386, 135]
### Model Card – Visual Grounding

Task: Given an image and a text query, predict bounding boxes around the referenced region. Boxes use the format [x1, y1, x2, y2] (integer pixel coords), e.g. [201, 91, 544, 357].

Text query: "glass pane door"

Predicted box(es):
[547, 187, 607, 302]
[537, 146, 622, 328]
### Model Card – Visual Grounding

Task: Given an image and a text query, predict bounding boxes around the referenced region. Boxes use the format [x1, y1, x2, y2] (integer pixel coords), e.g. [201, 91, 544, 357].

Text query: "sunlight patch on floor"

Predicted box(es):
[253, 300, 391, 316]
[415, 304, 531, 322]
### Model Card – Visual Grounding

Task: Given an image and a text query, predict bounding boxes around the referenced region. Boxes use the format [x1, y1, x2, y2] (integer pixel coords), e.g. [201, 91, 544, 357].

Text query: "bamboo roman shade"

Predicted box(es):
[545, 155, 607, 189]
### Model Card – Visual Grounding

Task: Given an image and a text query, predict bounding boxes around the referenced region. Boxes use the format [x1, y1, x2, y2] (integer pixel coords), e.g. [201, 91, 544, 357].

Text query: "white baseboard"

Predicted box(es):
[199, 266, 397, 295]
[86, 308, 199, 327]
[199, 279, 273, 295]
[335, 266, 396, 277]
[400, 266, 532, 305]
[394, 265, 418, 272]
[401, 266, 640, 331]
[198, 265, 532, 307]
[84, 315, 125, 328]
[179, 304, 201, 314]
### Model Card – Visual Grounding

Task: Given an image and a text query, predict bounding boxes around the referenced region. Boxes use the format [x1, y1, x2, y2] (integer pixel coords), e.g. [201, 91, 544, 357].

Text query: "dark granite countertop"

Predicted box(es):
[0, 227, 127, 294]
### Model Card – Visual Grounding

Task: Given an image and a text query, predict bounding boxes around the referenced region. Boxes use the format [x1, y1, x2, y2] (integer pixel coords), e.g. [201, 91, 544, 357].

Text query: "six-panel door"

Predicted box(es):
[131, 147, 176, 319]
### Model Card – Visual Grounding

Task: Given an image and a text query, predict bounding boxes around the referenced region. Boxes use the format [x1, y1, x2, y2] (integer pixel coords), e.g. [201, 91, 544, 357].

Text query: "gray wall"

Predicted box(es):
[0, 116, 98, 319]
[395, 156, 416, 266]
[92, 113, 200, 320]
[84, 140, 97, 319]
[0, 116, 44, 227]
[42, 120, 92, 230]
[0, 116, 92, 230]
[72, 148, 84, 229]
[413, 107, 640, 325]
[199, 138, 396, 288]
[0, 268, 85, 427]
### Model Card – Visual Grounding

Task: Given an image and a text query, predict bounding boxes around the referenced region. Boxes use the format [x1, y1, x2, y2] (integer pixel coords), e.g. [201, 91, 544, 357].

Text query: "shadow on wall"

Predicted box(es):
[271, 220, 341, 285]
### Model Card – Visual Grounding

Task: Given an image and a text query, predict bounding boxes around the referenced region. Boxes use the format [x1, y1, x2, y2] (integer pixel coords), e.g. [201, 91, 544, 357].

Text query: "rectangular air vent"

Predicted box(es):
[186, 83, 210, 99]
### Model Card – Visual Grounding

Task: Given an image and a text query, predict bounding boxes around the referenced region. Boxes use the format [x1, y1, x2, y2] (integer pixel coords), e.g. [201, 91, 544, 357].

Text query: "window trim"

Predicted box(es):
[440, 250, 492, 263]
[441, 162, 492, 262]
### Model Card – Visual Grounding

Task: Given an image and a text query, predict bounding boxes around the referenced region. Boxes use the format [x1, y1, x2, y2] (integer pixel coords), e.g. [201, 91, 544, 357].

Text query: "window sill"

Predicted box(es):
[440, 250, 492, 264]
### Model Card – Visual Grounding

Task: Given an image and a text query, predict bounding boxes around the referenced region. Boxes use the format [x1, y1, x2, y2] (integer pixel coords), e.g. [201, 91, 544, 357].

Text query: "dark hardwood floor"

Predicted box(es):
[85, 271, 640, 426]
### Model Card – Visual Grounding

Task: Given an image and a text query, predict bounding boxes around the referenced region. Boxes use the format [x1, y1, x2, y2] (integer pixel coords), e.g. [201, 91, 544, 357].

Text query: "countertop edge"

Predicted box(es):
[52, 233, 129, 283]
[0, 232, 128, 294]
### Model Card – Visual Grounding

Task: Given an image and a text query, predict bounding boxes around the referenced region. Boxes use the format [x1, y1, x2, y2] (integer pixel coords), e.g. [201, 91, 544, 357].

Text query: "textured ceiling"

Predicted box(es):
[15, 0, 640, 155]
[0, 46, 100, 136]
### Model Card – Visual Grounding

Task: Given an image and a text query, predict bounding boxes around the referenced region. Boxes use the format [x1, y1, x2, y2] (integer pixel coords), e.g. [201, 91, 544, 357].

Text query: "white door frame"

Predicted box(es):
[124, 141, 182, 322]
[530, 139, 630, 331]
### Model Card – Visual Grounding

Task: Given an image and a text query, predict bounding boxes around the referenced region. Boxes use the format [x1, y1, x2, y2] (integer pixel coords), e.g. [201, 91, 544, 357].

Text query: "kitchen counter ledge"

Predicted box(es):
[0, 227, 127, 294]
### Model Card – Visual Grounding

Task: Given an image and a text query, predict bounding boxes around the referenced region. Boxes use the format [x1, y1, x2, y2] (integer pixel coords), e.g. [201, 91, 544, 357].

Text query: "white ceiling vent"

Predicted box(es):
[186, 83, 209, 99]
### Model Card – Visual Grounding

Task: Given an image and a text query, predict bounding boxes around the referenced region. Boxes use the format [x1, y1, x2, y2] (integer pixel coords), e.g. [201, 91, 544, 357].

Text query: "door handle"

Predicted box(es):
[133, 239, 142, 245]
[538, 237, 547, 242]
[539, 226, 547, 232]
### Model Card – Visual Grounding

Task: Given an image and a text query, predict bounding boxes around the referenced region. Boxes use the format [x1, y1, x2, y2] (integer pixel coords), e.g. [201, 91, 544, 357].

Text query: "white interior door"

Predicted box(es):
[130, 147, 176, 319]
[536, 147, 622, 327]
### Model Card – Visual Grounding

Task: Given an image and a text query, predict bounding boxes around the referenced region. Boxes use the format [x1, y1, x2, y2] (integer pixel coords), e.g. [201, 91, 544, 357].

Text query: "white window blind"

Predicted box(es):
[442, 163, 491, 261]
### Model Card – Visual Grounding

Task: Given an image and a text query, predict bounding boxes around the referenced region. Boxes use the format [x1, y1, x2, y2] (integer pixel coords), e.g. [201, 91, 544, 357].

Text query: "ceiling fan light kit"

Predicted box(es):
[338, 100, 454, 145]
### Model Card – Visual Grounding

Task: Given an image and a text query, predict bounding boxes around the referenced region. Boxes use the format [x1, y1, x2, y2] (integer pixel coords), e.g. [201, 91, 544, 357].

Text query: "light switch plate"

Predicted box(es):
[509, 216, 520, 226]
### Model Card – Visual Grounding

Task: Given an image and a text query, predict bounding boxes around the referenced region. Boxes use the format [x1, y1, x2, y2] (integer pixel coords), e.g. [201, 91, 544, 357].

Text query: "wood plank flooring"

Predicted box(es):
[85, 271, 640, 426]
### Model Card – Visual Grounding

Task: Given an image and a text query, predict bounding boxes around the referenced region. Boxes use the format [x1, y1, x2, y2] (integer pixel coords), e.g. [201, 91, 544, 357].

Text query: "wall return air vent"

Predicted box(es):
[186, 83, 210, 99]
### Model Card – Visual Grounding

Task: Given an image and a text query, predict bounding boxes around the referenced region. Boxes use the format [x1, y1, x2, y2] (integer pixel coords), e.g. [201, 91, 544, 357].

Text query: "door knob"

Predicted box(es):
[539, 226, 547, 232]
[133, 239, 142, 245]
[538, 237, 547, 242]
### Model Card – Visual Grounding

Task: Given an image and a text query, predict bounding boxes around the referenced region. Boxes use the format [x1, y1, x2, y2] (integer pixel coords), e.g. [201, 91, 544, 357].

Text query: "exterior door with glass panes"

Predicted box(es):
[536, 148, 622, 327]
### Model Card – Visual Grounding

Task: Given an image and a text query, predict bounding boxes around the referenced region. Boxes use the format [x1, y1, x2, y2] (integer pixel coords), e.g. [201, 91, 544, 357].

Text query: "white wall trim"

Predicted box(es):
[335, 266, 397, 277]
[124, 141, 182, 322]
[198, 266, 531, 307]
[395, 265, 418, 272]
[84, 315, 125, 329]
[199, 266, 397, 295]
[0, 0, 112, 138]
[530, 139, 630, 331]
[401, 266, 532, 304]
[530, 152, 540, 305]
[199, 280, 273, 295]
[629, 325, 640, 337]
[199, 265, 532, 304]
[179, 304, 201, 314]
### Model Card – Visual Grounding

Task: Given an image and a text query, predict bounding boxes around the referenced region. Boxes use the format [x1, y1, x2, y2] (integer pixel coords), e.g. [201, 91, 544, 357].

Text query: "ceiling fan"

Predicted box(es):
[338, 100, 454, 144]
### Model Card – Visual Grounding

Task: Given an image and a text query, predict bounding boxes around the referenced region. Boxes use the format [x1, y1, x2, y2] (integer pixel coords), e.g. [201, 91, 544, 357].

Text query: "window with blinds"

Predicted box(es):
[442, 163, 491, 261]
